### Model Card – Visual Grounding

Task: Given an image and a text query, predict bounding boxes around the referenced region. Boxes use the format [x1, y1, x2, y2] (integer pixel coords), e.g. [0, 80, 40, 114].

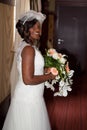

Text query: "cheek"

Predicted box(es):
[29, 31, 38, 39]
[29, 30, 34, 37]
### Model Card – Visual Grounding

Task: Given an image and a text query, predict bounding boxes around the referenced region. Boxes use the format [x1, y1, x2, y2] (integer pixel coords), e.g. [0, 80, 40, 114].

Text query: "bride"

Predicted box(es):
[2, 10, 57, 130]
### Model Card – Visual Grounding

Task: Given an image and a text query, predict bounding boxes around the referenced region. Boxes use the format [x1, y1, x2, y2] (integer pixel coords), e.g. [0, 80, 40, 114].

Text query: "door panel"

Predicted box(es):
[54, 6, 87, 73]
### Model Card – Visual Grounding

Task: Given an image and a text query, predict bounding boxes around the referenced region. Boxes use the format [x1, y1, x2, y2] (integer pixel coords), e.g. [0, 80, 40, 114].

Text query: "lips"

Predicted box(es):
[30, 31, 41, 39]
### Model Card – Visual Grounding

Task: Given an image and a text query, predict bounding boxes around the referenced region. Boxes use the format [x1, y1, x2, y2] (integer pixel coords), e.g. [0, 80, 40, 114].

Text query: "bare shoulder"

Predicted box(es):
[21, 45, 35, 57]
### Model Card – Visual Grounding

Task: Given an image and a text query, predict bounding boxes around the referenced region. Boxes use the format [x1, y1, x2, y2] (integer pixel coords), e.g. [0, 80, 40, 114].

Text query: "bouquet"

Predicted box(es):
[44, 48, 74, 97]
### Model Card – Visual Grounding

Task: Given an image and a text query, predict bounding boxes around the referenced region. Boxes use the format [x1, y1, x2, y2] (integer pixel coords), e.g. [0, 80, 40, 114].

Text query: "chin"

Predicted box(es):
[36, 36, 40, 40]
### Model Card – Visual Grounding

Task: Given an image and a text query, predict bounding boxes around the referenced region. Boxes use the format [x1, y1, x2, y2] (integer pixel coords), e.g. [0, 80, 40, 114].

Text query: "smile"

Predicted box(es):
[34, 32, 40, 35]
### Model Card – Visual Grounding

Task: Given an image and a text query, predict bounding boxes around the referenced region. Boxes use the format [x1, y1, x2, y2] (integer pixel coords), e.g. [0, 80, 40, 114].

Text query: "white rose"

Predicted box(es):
[60, 57, 66, 64]
[52, 53, 58, 59]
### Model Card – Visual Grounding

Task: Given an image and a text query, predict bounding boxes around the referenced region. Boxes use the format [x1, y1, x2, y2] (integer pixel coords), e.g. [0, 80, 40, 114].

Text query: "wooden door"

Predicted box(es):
[54, 6, 87, 74]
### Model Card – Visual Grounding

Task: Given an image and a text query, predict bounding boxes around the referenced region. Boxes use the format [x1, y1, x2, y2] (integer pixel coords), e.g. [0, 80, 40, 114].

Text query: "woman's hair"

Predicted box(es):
[16, 18, 38, 43]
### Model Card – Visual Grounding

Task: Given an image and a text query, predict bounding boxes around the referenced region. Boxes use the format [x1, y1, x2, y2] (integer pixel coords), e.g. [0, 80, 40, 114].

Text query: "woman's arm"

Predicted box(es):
[21, 46, 56, 85]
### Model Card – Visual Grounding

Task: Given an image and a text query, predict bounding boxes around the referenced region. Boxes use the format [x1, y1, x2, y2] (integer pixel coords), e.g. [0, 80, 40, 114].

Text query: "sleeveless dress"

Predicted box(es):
[2, 41, 51, 130]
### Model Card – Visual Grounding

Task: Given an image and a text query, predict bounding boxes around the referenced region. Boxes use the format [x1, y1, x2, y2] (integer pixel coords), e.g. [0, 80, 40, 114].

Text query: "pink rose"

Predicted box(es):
[48, 49, 56, 56]
[49, 67, 58, 76]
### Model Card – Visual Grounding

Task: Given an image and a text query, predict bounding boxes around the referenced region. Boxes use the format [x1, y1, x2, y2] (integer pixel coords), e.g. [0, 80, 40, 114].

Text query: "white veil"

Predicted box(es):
[18, 10, 46, 25]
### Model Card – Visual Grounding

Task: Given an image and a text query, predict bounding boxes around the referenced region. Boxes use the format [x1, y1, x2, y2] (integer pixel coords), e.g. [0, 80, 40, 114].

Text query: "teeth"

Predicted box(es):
[34, 32, 39, 35]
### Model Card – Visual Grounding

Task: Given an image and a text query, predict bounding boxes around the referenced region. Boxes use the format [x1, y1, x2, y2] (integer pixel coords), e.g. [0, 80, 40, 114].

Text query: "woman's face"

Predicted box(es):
[29, 21, 41, 41]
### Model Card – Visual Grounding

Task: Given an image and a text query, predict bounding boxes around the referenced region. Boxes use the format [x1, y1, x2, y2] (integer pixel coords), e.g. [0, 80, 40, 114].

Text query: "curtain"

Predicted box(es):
[30, 0, 42, 12]
[0, 3, 15, 103]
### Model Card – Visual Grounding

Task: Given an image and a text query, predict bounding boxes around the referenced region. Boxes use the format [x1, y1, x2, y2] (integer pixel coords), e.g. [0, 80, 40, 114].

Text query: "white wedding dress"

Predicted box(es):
[2, 41, 51, 130]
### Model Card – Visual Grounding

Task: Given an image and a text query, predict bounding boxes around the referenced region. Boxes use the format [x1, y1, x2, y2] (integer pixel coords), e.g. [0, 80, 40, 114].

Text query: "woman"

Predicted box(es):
[2, 10, 56, 130]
